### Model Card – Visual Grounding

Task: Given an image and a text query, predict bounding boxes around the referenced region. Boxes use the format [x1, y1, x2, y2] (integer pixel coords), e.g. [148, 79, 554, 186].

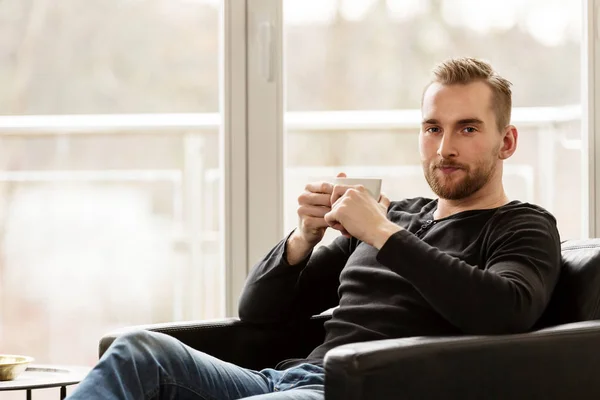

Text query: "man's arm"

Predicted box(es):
[375, 209, 561, 334]
[285, 229, 317, 265]
[238, 231, 354, 324]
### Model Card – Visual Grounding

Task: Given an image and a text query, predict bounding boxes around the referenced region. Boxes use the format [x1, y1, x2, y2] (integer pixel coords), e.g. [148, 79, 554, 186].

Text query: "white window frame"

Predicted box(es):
[223, 0, 284, 317]
[584, 0, 600, 237]
[246, 0, 284, 268]
[221, 0, 249, 317]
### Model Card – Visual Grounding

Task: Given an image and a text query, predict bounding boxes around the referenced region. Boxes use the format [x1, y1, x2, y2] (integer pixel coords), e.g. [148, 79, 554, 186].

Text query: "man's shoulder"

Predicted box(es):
[495, 201, 557, 223]
[388, 197, 436, 214]
[489, 200, 559, 235]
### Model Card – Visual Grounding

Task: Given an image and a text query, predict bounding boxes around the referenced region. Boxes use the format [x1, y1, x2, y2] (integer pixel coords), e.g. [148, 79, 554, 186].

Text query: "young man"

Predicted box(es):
[67, 57, 561, 400]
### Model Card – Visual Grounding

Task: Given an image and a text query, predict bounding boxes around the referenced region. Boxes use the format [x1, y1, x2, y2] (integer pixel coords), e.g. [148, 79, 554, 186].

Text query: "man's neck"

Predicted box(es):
[433, 190, 510, 220]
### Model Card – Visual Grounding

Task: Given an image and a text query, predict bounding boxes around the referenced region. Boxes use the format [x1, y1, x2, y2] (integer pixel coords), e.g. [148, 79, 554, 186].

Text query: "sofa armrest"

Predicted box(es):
[324, 321, 600, 400]
[99, 315, 329, 370]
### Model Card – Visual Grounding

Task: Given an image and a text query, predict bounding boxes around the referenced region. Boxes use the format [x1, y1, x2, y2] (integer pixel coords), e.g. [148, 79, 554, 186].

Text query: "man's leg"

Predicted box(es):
[240, 387, 324, 400]
[67, 330, 272, 400]
[242, 364, 325, 400]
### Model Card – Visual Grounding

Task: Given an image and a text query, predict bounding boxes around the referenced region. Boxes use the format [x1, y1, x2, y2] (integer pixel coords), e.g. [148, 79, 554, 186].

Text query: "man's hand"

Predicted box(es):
[295, 172, 348, 246]
[325, 185, 400, 248]
[286, 172, 347, 264]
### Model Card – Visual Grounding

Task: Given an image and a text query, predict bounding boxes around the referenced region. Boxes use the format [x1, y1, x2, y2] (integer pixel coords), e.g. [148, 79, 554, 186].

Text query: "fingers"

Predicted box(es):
[302, 215, 330, 231]
[301, 174, 346, 205]
[331, 172, 348, 204]
[324, 211, 341, 230]
[297, 204, 329, 218]
[331, 184, 373, 207]
[330, 222, 348, 236]
[324, 210, 350, 237]
[379, 193, 391, 209]
[301, 182, 335, 208]
[330, 184, 352, 207]
[305, 181, 334, 194]
[298, 191, 332, 208]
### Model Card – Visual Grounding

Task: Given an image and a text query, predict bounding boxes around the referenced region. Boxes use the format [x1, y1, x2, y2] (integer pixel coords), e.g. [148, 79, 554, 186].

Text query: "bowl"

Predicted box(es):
[0, 354, 34, 381]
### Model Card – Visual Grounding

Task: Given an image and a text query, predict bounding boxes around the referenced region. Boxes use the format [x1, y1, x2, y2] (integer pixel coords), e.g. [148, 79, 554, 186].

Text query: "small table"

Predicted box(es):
[0, 365, 91, 399]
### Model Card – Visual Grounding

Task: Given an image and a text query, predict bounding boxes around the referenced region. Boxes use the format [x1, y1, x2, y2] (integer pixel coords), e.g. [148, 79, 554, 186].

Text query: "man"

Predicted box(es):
[67, 57, 561, 400]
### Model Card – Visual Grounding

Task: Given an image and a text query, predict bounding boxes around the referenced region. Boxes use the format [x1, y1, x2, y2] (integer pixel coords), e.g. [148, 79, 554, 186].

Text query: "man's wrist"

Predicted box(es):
[286, 229, 316, 265]
[371, 221, 402, 250]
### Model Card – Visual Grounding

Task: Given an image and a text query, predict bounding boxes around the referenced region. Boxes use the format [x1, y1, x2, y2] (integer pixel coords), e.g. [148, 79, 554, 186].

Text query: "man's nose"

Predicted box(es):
[437, 133, 458, 158]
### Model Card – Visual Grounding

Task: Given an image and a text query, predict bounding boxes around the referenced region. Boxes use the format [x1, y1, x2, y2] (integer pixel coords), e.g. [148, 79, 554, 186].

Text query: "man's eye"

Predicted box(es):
[463, 127, 477, 134]
[426, 127, 440, 134]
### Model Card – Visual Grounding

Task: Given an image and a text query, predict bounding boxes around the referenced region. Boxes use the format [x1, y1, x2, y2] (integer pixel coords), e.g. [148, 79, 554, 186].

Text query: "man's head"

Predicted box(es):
[419, 57, 518, 201]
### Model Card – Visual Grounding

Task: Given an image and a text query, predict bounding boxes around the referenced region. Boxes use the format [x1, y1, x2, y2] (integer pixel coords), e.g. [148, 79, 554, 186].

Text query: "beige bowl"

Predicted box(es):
[0, 355, 34, 381]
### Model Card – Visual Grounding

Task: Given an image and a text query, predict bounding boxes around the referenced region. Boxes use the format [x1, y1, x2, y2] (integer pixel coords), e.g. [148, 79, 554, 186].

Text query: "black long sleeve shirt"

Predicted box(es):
[238, 198, 561, 369]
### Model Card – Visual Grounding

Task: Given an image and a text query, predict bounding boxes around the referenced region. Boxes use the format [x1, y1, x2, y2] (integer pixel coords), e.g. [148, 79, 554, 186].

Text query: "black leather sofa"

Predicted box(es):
[100, 239, 600, 399]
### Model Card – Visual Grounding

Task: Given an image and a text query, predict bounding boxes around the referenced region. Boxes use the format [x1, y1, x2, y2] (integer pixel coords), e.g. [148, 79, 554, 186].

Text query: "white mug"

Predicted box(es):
[333, 177, 382, 199]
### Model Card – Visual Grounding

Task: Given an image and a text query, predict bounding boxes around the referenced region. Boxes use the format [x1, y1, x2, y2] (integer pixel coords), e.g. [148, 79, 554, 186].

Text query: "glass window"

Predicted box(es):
[0, 1, 223, 392]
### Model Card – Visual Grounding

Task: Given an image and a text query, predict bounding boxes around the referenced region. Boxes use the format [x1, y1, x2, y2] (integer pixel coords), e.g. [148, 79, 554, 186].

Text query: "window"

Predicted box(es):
[1, 2, 599, 398]
[0, 0, 225, 385]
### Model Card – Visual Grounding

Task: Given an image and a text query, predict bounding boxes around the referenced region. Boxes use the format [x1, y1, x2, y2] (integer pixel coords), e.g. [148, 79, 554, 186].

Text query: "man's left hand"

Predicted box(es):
[324, 185, 401, 248]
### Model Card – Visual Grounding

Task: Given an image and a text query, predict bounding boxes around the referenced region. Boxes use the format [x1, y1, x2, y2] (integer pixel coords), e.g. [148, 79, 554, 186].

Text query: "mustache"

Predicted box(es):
[434, 161, 467, 169]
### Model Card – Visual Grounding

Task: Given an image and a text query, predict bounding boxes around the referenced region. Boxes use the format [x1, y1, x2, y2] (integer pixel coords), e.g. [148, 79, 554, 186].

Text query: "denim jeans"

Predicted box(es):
[66, 330, 324, 400]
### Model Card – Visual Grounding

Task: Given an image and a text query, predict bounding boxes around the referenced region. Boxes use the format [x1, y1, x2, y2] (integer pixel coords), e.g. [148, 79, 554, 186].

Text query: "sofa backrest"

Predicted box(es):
[538, 239, 600, 327]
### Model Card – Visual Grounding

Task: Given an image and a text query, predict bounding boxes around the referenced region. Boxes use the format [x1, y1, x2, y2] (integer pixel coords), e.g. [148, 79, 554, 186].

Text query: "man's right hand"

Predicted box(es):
[295, 182, 335, 244]
[286, 173, 346, 265]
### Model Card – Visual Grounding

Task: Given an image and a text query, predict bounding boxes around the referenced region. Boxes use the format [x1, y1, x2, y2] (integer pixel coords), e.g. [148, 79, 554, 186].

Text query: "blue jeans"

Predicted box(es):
[66, 330, 324, 400]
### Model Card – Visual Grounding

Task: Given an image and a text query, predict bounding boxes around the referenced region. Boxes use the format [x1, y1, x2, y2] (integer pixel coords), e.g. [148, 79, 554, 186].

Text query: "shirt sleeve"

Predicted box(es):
[375, 207, 562, 334]
[238, 231, 354, 324]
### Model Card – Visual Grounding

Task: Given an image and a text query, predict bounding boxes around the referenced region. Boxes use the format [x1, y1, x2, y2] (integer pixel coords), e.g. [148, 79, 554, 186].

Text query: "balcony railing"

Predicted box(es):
[0, 104, 582, 134]
[0, 105, 583, 321]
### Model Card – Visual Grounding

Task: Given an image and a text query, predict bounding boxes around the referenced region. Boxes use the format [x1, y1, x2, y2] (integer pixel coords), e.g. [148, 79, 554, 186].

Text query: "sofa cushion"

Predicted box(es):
[539, 239, 600, 327]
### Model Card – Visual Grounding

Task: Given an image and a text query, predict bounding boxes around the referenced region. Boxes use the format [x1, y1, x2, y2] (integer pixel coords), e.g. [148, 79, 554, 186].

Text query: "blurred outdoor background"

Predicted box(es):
[0, 0, 582, 397]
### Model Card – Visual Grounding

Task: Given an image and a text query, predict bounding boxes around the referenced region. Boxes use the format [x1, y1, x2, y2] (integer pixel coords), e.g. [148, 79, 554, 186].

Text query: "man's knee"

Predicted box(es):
[108, 330, 174, 362]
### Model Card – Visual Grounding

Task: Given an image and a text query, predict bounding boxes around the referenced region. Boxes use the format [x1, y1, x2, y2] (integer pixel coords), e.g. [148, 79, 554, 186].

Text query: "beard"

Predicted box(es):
[423, 157, 497, 201]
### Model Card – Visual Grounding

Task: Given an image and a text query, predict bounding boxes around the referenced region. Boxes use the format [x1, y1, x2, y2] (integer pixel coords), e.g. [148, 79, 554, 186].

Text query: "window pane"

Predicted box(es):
[284, 0, 582, 244]
[0, 1, 222, 395]
[0, 0, 219, 115]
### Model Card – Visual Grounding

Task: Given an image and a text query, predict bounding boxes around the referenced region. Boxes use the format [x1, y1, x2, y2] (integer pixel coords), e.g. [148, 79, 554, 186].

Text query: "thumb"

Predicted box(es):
[378, 193, 391, 209]
[336, 172, 347, 178]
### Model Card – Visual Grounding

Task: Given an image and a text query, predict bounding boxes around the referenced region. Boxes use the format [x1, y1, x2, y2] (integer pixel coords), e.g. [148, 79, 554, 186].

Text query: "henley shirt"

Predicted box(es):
[238, 197, 562, 368]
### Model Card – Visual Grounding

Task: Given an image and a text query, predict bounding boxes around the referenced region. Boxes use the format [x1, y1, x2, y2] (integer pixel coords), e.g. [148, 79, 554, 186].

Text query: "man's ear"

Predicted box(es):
[499, 125, 518, 160]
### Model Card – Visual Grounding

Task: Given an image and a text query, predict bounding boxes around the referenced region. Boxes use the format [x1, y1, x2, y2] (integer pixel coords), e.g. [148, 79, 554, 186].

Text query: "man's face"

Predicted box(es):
[420, 81, 503, 201]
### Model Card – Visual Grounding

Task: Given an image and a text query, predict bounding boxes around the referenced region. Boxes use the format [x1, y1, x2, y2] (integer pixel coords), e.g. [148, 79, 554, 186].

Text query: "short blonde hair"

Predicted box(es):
[426, 57, 512, 131]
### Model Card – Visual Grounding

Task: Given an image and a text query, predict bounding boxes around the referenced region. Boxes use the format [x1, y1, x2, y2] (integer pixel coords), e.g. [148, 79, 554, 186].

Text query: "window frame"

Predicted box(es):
[225, 0, 284, 316]
[583, 0, 600, 237]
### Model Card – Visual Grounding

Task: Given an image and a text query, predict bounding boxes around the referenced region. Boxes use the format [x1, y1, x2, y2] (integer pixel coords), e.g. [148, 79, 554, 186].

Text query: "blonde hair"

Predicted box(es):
[427, 57, 512, 131]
